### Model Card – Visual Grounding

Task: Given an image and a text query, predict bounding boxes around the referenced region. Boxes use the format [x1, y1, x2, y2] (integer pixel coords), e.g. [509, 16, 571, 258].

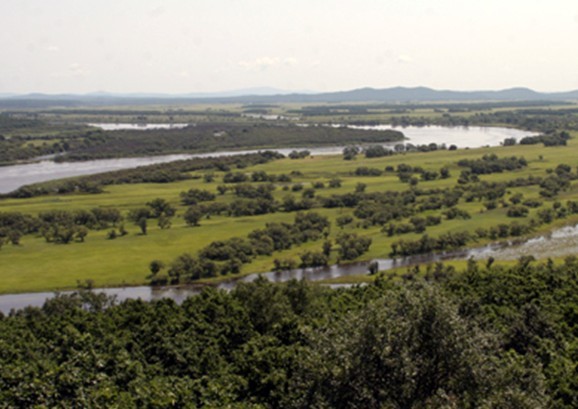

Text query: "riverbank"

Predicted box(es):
[2, 215, 577, 297]
[1, 220, 577, 314]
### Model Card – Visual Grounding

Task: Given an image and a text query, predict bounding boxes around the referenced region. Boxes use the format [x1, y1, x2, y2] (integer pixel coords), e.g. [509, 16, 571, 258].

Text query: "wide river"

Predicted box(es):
[1, 223, 578, 314]
[0, 125, 533, 194]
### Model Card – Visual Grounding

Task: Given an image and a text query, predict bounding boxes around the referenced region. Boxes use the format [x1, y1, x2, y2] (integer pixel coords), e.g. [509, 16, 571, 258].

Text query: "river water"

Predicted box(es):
[0, 126, 533, 194]
[87, 123, 190, 131]
[1, 223, 577, 314]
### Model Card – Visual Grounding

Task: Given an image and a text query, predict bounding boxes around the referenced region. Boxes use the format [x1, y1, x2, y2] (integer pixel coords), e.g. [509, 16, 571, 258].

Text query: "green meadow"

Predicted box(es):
[1, 131, 578, 294]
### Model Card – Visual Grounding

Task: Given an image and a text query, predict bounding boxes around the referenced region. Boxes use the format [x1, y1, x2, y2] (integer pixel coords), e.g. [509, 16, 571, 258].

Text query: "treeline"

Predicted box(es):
[0, 115, 95, 164]
[391, 199, 578, 257]
[318, 106, 578, 133]
[6, 257, 578, 406]
[52, 122, 403, 161]
[393, 163, 451, 184]
[0, 212, 39, 247]
[457, 153, 527, 174]
[0, 208, 124, 248]
[0, 197, 188, 247]
[385, 107, 578, 132]
[287, 100, 569, 117]
[0, 138, 59, 164]
[0, 130, 89, 164]
[472, 108, 578, 132]
[344, 142, 456, 161]
[321, 186, 460, 230]
[518, 130, 571, 146]
[152, 212, 335, 283]
[0, 113, 45, 133]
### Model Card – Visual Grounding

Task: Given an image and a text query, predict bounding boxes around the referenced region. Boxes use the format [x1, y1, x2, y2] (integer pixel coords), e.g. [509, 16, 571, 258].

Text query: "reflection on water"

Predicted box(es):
[2, 223, 577, 314]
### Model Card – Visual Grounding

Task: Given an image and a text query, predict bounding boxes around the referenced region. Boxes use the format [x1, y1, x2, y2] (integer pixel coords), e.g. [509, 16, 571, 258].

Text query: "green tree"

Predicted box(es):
[137, 217, 147, 235]
[368, 260, 379, 275]
[343, 146, 359, 160]
[8, 230, 21, 245]
[328, 178, 342, 188]
[355, 182, 366, 193]
[291, 286, 548, 408]
[157, 215, 172, 229]
[183, 206, 203, 227]
[149, 260, 165, 276]
[75, 226, 88, 242]
[146, 198, 176, 218]
[322, 240, 332, 257]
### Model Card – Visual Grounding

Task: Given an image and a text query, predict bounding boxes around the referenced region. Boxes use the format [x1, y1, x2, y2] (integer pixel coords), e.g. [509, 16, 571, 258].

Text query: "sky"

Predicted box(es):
[1, 0, 578, 94]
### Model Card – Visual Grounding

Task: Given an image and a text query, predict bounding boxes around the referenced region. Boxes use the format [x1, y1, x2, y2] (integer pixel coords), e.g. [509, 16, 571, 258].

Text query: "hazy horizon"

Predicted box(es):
[4, 85, 578, 98]
[2, 0, 578, 94]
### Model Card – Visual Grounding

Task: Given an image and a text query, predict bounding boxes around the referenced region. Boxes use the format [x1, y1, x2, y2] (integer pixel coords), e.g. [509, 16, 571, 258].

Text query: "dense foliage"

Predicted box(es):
[0, 114, 95, 164]
[154, 212, 333, 284]
[457, 154, 527, 175]
[391, 198, 578, 257]
[53, 122, 403, 161]
[5, 257, 578, 407]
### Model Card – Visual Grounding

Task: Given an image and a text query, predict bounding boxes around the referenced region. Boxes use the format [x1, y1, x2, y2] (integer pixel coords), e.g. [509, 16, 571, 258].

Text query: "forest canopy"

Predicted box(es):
[1, 258, 577, 407]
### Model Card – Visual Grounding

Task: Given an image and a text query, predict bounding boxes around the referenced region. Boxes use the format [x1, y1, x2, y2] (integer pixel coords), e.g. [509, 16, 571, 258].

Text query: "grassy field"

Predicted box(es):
[1, 129, 578, 293]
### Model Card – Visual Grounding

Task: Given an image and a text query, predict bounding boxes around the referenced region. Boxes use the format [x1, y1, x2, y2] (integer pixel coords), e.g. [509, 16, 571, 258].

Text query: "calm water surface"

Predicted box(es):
[88, 123, 190, 130]
[0, 126, 534, 194]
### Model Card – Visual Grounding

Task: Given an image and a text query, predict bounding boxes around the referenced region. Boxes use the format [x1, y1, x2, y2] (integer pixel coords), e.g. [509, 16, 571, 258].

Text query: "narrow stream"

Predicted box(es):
[1, 223, 576, 314]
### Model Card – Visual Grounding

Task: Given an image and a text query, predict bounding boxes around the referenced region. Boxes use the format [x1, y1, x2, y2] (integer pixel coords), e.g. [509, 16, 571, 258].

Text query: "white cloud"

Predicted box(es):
[238, 56, 298, 71]
[45, 45, 60, 52]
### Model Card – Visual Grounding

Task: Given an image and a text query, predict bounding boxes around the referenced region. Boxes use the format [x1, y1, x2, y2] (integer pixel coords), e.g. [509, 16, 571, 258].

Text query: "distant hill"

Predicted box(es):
[83, 87, 309, 99]
[1, 86, 578, 108]
[219, 87, 578, 103]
